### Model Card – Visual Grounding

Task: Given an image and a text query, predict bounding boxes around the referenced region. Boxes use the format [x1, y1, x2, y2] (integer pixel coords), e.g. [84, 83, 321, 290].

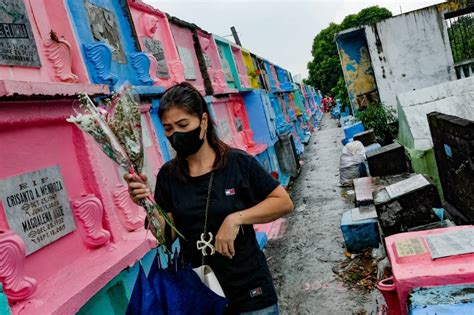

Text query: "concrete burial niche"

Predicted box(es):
[367, 143, 409, 177]
[335, 28, 380, 113]
[262, 60, 280, 93]
[167, 16, 206, 94]
[127, 0, 185, 90]
[340, 208, 379, 253]
[268, 94, 292, 135]
[196, 30, 235, 95]
[428, 112, 474, 224]
[243, 90, 278, 147]
[0, 0, 92, 87]
[66, 0, 162, 91]
[0, 95, 160, 314]
[226, 95, 267, 156]
[380, 226, 474, 315]
[274, 65, 294, 92]
[336, 4, 458, 112]
[373, 174, 441, 236]
[353, 129, 376, 146]
[213, 36, 242, 92]
[253, 55, 271, 91]
[285, 93, 310, 145]
[242, 90, 290, 186]
[65, 0, 169, 179]
[207, 95, 266, 156]
[363, 5, 457, 110]
[277, 94, 304, 155]
[0, 3, 162, 314]
[397, 76, 474, 195]
[409, 284, 474, 314]
[241, 48, 260, 89]
[274, 133, 300, 178]
[230, 43, 252, 90]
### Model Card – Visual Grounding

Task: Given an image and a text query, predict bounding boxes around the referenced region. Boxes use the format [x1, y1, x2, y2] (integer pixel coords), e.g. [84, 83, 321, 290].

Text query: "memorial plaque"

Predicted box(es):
[0, 0, 41, 67]
[394, 238, 427, 257]
[141, 116, 152, 148]
[177, 46, 196, 80]
[351, 206, 378, 221]
[85, 1, 126, 63]
[235, 117, 243, 132]
[0, 166, 76, 255]
[203, 53, 212, 69]
[425, 229, 474, 259]
[219, 120, 232, 144]
[142, 37, 169, 78]
[385, 174, 430, 199]
[217, 45, 234, 83]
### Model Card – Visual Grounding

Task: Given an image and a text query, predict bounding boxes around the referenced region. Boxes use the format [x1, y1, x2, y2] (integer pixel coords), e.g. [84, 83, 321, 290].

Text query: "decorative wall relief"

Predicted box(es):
[84, 42, 118, 85]
[85, 1, 125, 63]
[44, 31, 78, 83]
[169, 60, 185, 83]
[142, 15, 159, 37]
[214, 70, 227, 89]
[0, 0, 41, 67]
[142, 37, 170, 79]
[130, 52, 154, 85]
[232, 101, 244, 132]
[112, 185, 145, 231]
[71, 195, 110, 248]
[0, 230, 37, 302]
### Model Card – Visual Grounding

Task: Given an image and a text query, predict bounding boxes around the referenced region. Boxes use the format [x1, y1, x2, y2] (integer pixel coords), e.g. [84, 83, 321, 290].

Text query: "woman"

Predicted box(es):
[125, 82, 293, 314]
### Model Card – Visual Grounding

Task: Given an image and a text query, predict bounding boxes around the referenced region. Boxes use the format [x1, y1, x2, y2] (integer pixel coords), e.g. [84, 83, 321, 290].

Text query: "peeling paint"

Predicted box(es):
[338, 43, 379, 110]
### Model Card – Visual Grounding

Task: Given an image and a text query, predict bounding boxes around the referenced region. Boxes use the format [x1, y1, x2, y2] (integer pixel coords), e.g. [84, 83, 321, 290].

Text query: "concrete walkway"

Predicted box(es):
[266, 113, 381, 314]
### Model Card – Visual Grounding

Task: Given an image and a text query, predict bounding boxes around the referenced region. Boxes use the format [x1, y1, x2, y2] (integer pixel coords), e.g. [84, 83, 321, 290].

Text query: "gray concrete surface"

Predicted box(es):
[266, 113, 382, 315]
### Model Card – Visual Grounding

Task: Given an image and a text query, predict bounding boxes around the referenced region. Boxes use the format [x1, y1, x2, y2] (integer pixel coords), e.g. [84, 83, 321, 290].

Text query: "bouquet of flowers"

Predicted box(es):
[67, 87, 184, 251]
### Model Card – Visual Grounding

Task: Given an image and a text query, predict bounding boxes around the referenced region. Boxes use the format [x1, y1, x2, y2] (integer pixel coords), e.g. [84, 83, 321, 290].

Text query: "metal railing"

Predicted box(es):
[445, 6, 474, 79]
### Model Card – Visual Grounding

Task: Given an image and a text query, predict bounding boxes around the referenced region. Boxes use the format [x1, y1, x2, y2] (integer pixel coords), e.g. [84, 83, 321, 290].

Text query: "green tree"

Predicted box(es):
[447, 15, 474, 63]
[306, 6, 392, 110]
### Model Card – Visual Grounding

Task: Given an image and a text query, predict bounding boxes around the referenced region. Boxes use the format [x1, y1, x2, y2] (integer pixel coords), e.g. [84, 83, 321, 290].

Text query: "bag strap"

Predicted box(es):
[164, 220, 173, 250]
[202, 172, 215, 265]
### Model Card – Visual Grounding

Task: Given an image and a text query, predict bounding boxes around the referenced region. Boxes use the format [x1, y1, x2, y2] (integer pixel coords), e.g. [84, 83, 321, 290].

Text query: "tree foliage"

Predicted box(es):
[306, 6, 392, 109]
[447, 15, 473, 63]
[356, 103, 397, 145]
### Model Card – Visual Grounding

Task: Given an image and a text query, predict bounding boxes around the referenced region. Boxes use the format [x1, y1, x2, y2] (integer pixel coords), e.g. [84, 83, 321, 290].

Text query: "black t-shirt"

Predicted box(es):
[154, 149, 280, 313]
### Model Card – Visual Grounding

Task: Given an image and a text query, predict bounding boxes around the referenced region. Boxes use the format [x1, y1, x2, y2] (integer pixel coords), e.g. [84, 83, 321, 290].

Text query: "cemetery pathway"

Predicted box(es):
[266, 113, 382, 315]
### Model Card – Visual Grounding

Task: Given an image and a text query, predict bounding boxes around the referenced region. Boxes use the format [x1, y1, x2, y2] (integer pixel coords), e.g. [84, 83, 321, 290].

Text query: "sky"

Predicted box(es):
[143, 0, 446, 79]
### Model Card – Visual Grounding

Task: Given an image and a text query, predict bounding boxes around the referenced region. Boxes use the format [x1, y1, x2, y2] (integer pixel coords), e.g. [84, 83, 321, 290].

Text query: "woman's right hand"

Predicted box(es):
[123, 173, 151, 205]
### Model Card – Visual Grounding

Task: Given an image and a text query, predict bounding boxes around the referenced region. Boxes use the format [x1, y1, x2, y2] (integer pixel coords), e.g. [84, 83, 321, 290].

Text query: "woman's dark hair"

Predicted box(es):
[158, 82, 229, 181]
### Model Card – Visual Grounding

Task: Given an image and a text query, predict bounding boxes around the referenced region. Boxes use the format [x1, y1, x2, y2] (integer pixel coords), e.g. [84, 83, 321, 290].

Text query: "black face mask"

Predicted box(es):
[166, 125, 204, 158]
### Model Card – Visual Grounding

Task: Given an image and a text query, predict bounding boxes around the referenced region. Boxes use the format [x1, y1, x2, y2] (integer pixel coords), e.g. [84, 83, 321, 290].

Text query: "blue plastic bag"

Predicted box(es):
[127, 250, 227, 315]
[126, 262, 163, 315]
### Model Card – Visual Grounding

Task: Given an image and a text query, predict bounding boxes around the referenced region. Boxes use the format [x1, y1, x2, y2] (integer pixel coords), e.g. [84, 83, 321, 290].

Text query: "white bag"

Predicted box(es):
[340, 141, 367, 185]
[193, 265, 226, 298]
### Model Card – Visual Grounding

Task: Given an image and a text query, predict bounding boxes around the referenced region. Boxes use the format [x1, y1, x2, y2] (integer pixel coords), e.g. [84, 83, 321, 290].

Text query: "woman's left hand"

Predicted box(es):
[215, 213, 241, 259]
